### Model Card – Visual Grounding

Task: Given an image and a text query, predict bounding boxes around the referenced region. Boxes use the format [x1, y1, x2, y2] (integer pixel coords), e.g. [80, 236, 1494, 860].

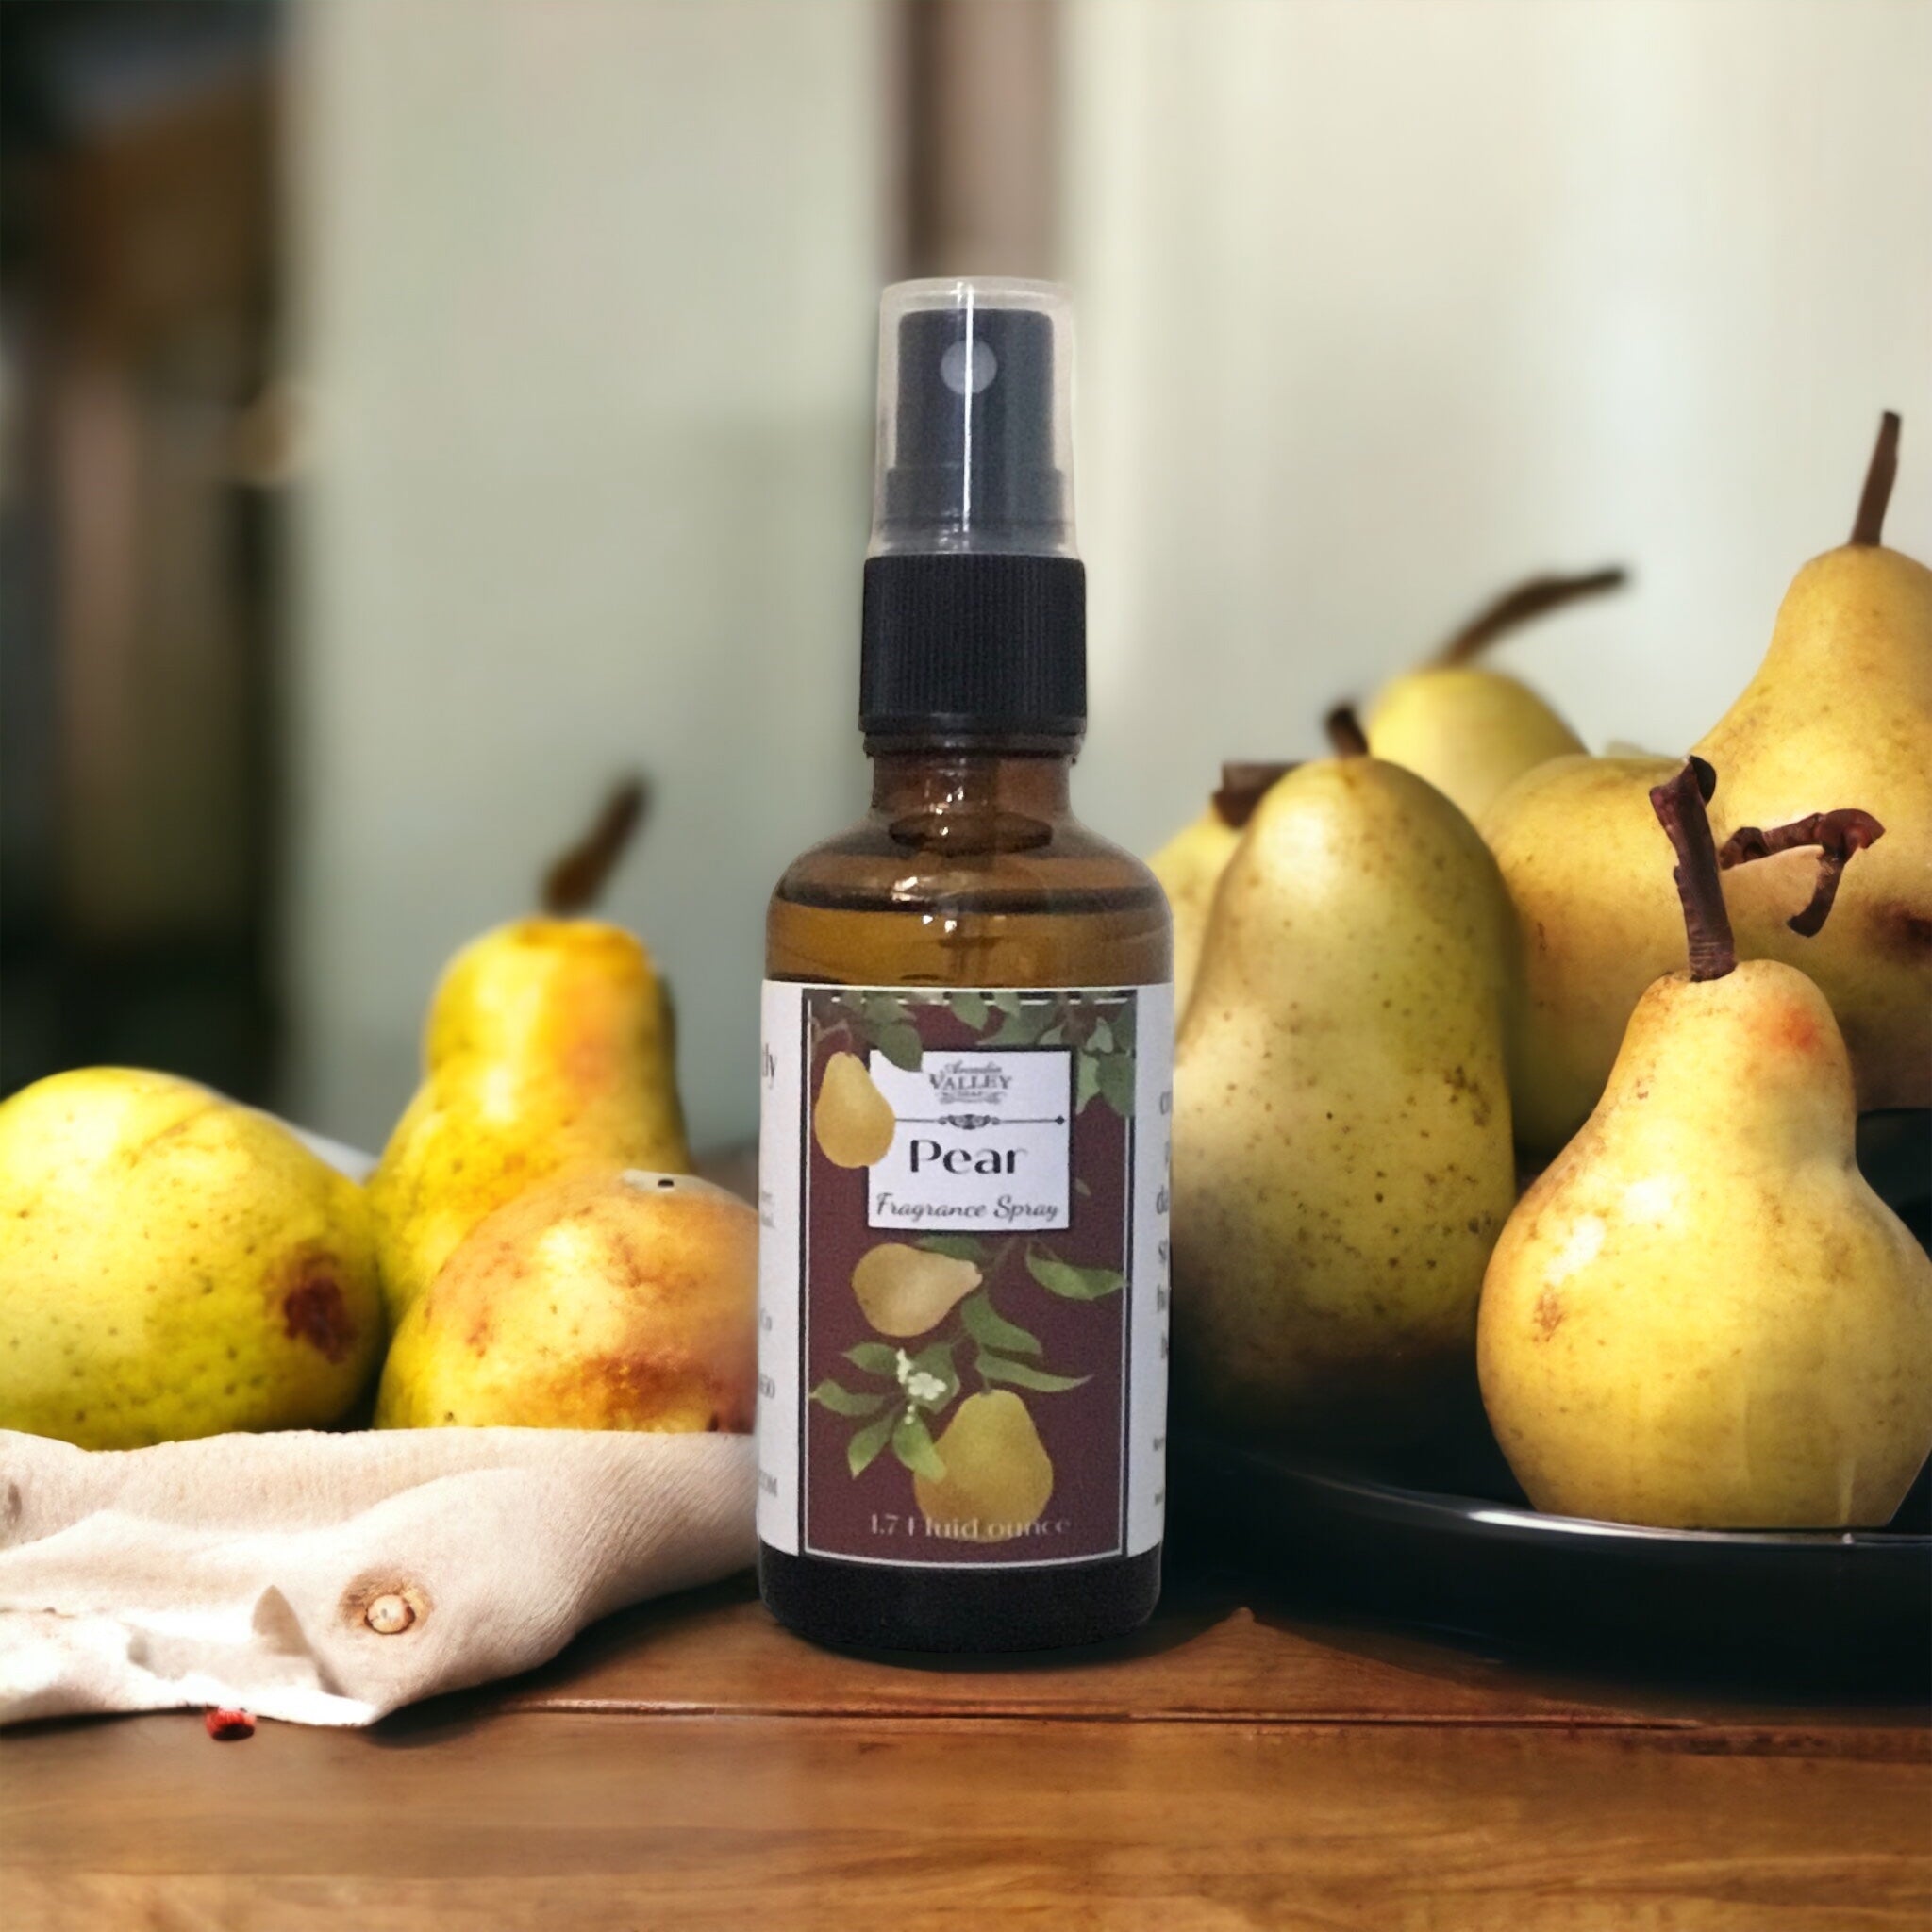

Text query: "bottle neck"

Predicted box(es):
[864, 739, 1075, 822]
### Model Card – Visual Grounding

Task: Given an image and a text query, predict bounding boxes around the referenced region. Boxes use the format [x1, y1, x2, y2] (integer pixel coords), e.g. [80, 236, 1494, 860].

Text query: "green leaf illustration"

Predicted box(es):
[1088, 1017, 1115, 1054]
[1025, 1252, 1125, 1301]
[959, 1291, 1043, 1358]
[975, 1353, 1090, 1394]
[985, 1001, 1053, 1048]
[1075, 1051, 1102, 1113]
[810, 1379, 890, 1418]
[891, 1412, 946, 1479]
[847, 1409, 897, 1476]
[874, 1023, 924, 1072]
[917, 1234, 988, 1263]
[1096, 1051, 1137, 1118]
[844, 1341, 903, 1377]
[861, 991, 908, 1031]
[948, 991, 991, 1031]
[1037, 1023, 1067, 1046]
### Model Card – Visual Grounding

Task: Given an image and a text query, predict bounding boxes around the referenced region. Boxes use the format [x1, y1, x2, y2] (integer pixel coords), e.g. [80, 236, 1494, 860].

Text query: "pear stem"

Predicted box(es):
[1649, 758, 1734, 981]
[1324, 706, 1370, 758]
[1850, 411, 1902, 546]
[1211, 761, 1298, 829]
[541, 777, 650, 914]
[1434, 566, 1629, 667]
[1720, 808, 1886, 938]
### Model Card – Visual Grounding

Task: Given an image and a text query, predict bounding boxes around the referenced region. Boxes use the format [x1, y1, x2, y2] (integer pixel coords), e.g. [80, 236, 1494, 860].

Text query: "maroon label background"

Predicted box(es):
[801, 990, 1135, 1566]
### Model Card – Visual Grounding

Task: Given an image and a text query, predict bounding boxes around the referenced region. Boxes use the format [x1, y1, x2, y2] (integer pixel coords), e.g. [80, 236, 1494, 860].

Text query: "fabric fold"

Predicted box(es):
[0, 1427, 755, 1727]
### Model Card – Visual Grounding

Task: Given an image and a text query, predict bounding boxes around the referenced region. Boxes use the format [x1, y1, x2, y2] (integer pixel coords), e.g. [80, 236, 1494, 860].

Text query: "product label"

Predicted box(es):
[758, 984, 1172, 1568]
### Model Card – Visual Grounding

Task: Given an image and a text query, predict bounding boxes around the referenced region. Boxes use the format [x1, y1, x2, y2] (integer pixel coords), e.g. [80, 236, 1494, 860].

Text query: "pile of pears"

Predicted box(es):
[0, 784, 757, 1450]
[1160, 413, 1932, 1529]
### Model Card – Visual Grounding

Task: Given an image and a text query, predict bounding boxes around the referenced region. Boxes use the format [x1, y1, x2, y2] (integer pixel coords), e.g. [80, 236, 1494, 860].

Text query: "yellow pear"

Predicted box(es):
[1173, 758, 1519, 1441]
[1148, 763, 1294, 1020]
[1481, 753, 1684, 1151]
[1149, 570, 1618, 1022]
[0, 1069, 382, 1447]
[1486, 418, 1929, 1151]
[1697, 413, 1931, 1111]
[368, 784, 689, 1321]
[1479, 762, 1932, 1527]
[851, 1243, 981, 1338]
[1363, 567, 1624, 823]
[1367, 668, 1584, 824]
[375, 1170, 755, 1430]
[914, 1390, 1055, 1542]
[812, 1052, 896, 1168]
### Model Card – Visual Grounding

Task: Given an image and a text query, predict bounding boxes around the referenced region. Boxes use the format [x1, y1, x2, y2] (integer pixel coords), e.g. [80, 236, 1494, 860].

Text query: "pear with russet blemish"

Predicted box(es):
[1148, 763, 1296, 1020]
[812, 1052, 896, 1168]
[1697, 412, 1932, 1110]
[368, 782, 690, 1323]
[1478, 761, 1932, 1528]
[375, 1169, 755, 1431]
[0, 1068, 381, 1448]
[1173, 753, 1519, 1442]
[1362, 567, 1624, 823]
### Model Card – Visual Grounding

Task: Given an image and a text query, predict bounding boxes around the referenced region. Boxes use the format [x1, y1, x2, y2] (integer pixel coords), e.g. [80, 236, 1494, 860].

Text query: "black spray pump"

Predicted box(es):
[876, 302, 1069, 552]
[859, 280, 1085, 741]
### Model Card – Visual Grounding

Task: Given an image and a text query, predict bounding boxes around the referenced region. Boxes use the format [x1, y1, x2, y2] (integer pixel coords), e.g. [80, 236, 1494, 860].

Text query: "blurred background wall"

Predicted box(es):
[1067, 0, 1932, 852]
[285, 0, 883, 1157]
[5, 0, 1928, 1154]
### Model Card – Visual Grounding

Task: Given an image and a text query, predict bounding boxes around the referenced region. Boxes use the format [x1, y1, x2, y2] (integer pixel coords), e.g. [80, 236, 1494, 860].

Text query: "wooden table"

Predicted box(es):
[5, 1563, 1925, 1929]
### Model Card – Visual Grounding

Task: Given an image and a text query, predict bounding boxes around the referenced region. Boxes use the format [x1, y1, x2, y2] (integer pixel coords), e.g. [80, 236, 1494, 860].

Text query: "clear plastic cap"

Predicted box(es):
[869, 278, 1076, 558]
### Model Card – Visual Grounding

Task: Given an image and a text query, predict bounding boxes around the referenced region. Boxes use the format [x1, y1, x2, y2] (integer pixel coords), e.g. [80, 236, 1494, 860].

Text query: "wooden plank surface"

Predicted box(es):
[5, 1565, 1927, 1931]
[491, 1571, 1930, 1747]
[8, 1707, 1926, 1931]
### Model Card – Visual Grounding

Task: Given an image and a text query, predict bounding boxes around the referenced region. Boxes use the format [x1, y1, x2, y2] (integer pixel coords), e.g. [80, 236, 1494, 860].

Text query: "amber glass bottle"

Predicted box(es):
[757, 281, 1173, 1651]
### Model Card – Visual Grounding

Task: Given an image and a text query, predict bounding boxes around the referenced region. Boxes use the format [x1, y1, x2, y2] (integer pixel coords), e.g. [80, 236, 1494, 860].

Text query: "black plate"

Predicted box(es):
[1170, 1115, 1932, 1690]
[1171, 1424, 1931, 1690]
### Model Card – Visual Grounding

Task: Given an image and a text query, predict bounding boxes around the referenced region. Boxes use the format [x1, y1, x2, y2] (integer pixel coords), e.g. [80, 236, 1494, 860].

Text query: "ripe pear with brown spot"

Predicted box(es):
[1478, 763, 1932, 1527]
[0, 1069, 381, 1447]
[375, 1170, 755, 1430]
[1173, 758, 1519, 1441]
[914, 1390, 1055, 1541]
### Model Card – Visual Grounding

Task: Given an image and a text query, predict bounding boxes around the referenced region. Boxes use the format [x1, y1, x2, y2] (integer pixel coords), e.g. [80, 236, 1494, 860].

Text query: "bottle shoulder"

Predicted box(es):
[771, 809, 1166, 914]
[767, 809, 1170, 989]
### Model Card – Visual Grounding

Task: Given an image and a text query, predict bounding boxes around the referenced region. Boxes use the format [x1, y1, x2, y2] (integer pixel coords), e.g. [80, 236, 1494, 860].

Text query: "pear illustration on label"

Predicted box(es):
[813, 1052, 896, 1168]
[914, 1390, 1055, 1542]
[852, 1242, 982, 1338]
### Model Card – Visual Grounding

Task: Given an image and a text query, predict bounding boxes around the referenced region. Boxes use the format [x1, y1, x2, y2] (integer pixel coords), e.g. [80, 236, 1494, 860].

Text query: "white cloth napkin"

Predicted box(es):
[0, 1426, 756, 1728]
